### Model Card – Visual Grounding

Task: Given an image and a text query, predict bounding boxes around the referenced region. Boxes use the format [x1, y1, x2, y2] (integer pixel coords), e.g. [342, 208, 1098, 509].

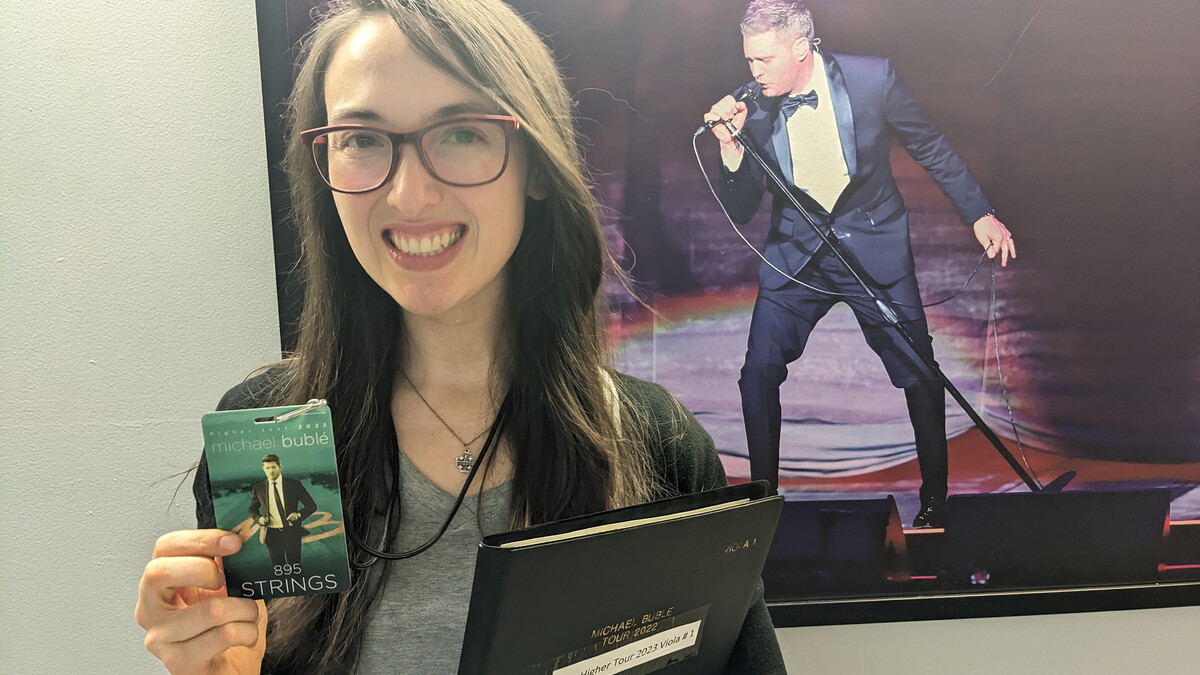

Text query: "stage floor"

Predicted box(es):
[611, 285, 1200, 524]
[762, 427, 1200, 524]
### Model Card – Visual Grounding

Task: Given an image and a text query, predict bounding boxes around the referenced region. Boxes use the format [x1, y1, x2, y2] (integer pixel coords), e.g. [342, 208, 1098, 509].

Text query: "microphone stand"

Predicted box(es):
[720, 120, 1074, 494]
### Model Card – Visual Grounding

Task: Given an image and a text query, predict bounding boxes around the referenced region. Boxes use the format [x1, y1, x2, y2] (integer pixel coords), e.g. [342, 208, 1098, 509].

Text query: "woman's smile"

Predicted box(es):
[381, 222, 468, 272]
[385, 225, 465, 258]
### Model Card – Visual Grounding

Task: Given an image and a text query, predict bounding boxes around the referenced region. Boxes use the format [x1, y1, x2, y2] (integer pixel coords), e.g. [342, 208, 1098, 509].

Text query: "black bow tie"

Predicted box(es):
[780, 90, 819, 117]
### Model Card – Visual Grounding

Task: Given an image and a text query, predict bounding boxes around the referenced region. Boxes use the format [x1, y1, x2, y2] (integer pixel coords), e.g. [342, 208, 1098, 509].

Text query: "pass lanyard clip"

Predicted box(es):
[271, 399, 328, 423]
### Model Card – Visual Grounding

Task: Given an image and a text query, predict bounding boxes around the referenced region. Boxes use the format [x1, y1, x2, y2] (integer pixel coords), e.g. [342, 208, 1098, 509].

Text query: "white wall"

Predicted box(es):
[2, 1, 279, 671]
[1, 1, 1197, 672]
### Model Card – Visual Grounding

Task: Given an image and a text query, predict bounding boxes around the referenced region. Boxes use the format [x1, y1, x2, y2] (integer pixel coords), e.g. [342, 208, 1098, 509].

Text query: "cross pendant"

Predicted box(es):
[455, 447, 475, 473]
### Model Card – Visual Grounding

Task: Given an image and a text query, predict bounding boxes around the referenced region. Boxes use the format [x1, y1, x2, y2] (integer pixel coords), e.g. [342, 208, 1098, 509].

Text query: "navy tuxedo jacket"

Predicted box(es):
[720, 52, 992, 291]
[248, 476, 316, 534]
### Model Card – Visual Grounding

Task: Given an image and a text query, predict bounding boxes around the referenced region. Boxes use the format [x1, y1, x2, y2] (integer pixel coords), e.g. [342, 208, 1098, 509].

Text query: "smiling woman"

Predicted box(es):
[131, 0, 784, 673]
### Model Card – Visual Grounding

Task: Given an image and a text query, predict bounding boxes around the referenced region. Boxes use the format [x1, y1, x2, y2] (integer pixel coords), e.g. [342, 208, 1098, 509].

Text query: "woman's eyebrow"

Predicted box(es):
[326, 107, 384, 124]
[326, 101, 499, 127]
[432, 101, 498, 119]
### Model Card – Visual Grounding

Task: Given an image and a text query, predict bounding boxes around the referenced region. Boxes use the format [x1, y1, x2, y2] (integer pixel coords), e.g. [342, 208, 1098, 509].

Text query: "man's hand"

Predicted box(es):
[286, 513, 301, 524]
[704, 95, 749, 170]
[973, 214, 1016, 267]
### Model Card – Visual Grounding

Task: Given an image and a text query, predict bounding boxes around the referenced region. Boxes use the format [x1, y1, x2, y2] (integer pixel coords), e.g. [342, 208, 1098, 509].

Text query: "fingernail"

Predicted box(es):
[219, 534, 240, 555]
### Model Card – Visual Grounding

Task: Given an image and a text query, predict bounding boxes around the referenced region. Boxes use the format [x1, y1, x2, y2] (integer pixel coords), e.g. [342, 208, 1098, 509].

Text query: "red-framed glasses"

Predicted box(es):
[300, 114, 520, 193]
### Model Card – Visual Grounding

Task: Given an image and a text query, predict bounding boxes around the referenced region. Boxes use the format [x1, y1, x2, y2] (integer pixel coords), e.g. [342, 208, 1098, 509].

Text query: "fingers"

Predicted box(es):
[140, 554, 226, 609]
[138, 530, 241, 624]
[705, 96, 746, 143]
[143, 600, 263, 675]
[153, 529, 242, 560]
[703, 113, 734, 143]
[1001, 236, 1015, 267]
[137, 530, 265, 674]
[984, 235, 1015, 266]
[146, 596, 261, 646]
[708, 94, 737, 119]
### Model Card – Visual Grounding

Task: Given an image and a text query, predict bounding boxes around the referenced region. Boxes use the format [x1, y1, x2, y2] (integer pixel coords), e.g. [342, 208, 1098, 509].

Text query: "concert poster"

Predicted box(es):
[255, 0, 1200, 621]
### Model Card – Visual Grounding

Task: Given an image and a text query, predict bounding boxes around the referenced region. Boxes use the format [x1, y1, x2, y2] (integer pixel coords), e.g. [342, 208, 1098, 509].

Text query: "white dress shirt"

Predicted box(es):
[784, 51, 850, 212]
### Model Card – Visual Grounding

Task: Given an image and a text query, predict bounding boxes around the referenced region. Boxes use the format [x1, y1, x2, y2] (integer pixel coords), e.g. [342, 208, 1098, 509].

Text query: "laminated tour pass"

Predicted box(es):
[202, 400, 352, 600]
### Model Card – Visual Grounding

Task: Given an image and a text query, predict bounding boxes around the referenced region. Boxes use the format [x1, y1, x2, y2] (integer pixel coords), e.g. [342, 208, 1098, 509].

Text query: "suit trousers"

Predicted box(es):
[739, 249, 947, 502]
[264, 526, 304, 566]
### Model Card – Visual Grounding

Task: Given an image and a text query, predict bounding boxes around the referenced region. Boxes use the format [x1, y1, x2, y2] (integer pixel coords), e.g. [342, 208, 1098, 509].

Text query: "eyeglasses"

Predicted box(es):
[300, 114, 520, 194]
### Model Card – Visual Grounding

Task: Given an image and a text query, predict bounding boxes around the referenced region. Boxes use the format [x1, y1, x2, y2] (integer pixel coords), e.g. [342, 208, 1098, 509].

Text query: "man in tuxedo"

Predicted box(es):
[704, 0, 1015, 527]
[248, 453, 317, 565]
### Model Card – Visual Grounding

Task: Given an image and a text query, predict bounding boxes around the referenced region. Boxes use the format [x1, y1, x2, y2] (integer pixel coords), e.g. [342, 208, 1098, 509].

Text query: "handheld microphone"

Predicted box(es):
[737, 81, 763, 101]
[695, 82, 762, 137]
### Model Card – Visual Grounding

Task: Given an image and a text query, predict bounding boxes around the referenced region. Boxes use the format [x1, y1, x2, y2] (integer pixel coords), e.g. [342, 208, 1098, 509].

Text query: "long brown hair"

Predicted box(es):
[260, 0, 665, 670]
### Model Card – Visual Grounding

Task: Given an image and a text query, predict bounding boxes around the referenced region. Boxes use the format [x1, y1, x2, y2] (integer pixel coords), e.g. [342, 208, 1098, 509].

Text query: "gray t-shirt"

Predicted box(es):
[356, 452, 512, 674]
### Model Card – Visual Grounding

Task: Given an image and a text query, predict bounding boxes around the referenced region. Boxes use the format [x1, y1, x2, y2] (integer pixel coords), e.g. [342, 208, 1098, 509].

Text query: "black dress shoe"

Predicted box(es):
[912, 498, 946, 528]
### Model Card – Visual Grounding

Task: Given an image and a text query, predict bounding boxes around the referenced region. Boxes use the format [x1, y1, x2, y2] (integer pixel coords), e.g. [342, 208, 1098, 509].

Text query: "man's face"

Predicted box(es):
[743, 30, 811, 98]
[262, 461, 281, 481]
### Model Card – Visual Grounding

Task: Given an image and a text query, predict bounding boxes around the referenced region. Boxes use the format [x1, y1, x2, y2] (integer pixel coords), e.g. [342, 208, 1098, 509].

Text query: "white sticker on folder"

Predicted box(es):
[552, 620, 702, 675]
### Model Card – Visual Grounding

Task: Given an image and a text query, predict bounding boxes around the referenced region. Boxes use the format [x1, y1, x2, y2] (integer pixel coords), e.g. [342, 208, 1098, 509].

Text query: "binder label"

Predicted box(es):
[551, 606, 708, 675]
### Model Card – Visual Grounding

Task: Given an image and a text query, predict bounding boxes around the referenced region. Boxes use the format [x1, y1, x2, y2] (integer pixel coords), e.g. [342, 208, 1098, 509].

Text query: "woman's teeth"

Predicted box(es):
[390, 228, 462, 256]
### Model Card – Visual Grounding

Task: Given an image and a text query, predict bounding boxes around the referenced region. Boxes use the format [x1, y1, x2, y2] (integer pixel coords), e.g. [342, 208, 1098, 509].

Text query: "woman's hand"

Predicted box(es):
[135, 530, 266, 674]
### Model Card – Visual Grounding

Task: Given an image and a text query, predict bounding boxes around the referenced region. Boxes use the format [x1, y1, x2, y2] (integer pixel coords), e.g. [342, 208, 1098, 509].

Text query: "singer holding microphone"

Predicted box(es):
[705, 0, 1016, 528]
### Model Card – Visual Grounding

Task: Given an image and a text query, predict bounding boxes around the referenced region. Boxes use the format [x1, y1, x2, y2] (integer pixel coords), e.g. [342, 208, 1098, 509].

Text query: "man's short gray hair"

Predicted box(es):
[740, 0, 815, 43]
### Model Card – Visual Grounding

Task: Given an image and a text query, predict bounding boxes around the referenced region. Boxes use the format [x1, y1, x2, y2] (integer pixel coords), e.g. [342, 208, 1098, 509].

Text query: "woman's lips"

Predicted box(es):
[381, 223, 466, 271]
[386, 225, 465, 257]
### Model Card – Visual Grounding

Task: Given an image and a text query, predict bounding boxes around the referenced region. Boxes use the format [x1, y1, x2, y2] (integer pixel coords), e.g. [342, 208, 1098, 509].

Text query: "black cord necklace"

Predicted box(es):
[348, 392, 511, 569]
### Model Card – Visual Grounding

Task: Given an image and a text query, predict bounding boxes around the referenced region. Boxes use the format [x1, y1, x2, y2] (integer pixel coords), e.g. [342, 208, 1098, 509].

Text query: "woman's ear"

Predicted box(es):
[527, 164, 549, 201]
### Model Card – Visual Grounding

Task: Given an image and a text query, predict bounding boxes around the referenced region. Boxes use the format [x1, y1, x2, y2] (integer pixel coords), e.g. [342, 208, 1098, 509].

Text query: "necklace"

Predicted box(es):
[399, 370, 491, 473]
[349, 392, 510, 569]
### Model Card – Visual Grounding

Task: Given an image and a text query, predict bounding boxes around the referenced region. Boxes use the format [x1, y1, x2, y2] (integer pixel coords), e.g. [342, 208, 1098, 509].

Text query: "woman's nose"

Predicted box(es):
[385, 144, 442, 216]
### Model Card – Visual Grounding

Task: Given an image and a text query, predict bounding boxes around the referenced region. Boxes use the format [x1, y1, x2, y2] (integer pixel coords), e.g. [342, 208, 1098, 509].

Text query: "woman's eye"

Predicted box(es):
[349, 134, 384, 149]
[440, 127, 487, 145]
[329, 131, 386, 153]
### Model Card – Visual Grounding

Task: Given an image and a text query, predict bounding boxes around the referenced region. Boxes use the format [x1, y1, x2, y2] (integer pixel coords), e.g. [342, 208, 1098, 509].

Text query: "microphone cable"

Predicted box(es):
[983, 259, 1042, 488]
[691, 130, 989, 308]
[692, 128, 1040, 483]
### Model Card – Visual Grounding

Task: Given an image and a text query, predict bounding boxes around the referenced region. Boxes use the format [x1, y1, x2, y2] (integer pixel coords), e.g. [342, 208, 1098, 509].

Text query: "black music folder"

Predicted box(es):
[458, 481, 783, 675]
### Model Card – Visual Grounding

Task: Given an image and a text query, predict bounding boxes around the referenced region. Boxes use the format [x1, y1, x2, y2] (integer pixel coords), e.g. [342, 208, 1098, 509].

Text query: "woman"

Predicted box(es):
[135, 0, 785, 672]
